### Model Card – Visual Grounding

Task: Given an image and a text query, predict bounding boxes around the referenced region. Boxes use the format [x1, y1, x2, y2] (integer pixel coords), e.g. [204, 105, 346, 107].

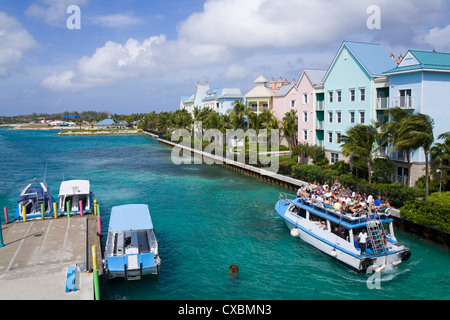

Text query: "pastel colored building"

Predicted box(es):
[296, 69, 327, 147]
[245, 76, 275, 115]
[202, 88, 244, 115]
[319, 41, 397, 163]
[180, 82, 210, 116]
[383, 50, 450, 185]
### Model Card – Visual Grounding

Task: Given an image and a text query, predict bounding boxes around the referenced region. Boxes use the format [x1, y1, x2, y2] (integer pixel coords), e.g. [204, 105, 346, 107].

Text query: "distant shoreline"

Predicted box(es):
[1, 124, 140, 135]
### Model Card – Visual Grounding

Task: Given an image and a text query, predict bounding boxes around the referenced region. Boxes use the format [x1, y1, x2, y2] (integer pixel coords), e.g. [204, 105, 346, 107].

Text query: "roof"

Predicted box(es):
[324, 41, 397, 81]
[59, 180, 90, 196]
[274, 84, 295, 97]
[254, 75, 268, 83]
[203, 88, 243, 101]
[108, 204, 153, 232]
[383, 50, 450, 74]
[245, 76, 274, 98]
[299, 69, 327, 86]
[97, 116, 115, 126]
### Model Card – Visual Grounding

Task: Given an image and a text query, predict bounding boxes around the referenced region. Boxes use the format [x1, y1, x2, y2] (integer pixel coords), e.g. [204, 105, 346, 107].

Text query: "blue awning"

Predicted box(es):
[108, 204, 153, 232]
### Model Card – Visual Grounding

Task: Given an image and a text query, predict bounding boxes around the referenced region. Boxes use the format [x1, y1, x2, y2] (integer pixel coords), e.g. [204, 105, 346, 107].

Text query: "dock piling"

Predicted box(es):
[22, 206, 26, 222]
[53, 202, 58, 219]
[79, 200, 84, 217]
[66, 201, 71, 218]
[41, 203, 45, 220]
[92, 245, 100, 300]
[3, 207, 8, 224]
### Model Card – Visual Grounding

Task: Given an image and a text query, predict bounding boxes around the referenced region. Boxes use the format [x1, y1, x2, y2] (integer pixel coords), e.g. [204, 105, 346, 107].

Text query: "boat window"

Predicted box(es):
[309, 212, 321, 222]
[298, 208, 307, 219]
[330, 221, 349, 242]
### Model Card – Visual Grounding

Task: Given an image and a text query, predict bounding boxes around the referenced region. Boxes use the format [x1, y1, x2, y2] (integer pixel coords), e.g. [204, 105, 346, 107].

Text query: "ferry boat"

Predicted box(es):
[275, 193, 411, 272]
[104, 204, 161, 280]
[14, 179, 56, 220]
[57, 180, 94, 215]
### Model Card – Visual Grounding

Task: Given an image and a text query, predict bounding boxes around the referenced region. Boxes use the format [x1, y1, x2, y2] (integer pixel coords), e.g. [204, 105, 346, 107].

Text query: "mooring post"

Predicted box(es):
[3, 207, 8, 224]
[66, 201, 71, 218]
[92, 245, 100, 300]
[41, 203, 45, 220]
[0, 210, 4, 248]
[53, 202, 58, 219]
[79, 200, 84, 217]
[22, 205, 26, 222]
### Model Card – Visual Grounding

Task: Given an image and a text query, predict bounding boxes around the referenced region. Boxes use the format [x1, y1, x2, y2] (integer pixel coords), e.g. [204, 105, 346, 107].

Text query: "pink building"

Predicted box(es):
[296, 69, 327, 147]
[272, 83, 300, 121]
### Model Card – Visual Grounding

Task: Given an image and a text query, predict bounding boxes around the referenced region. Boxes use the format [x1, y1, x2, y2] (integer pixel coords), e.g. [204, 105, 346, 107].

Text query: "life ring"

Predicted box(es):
[361, 258, 373, 271]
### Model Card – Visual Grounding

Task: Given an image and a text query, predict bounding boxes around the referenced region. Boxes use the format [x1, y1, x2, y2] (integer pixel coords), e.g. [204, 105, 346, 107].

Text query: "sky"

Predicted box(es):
[1, 0, 450, 116]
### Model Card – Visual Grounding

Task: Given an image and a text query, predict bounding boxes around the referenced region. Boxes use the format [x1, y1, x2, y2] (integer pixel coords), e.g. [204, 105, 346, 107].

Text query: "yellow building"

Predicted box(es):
[244, 76, 275, 115]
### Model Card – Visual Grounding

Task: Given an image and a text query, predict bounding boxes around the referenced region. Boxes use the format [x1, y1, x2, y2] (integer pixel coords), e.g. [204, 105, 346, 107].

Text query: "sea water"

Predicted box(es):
[0, 128, 449, 300]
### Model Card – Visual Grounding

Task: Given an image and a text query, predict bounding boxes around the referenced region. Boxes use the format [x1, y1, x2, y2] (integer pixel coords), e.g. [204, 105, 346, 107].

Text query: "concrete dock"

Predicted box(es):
[0, 215, 102, 300]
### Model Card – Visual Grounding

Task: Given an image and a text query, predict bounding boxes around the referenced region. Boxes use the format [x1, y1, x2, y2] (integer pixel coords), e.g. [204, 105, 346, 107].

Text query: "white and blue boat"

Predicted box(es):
[104, 204, 161, 280]
[14, 179, 56, 220]
[57, 180, 94, 215]
[275, 193, 411, 272]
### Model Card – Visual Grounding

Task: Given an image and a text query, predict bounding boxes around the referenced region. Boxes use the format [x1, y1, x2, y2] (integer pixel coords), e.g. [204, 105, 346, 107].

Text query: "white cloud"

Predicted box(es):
[0, 11, 37, 79]
[40, 0, 450, 92]
[422, 25, 450, 51]
[25, 0, 87, 27]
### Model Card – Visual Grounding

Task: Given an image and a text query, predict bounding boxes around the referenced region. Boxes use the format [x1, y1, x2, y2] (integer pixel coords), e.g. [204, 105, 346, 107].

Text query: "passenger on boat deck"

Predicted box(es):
[353, 234, 359, 249]
[320, 221, 327, 230]
[358, 230, 368, 255]
[374, 196, 382, 207]
[333, 200, 341, 212]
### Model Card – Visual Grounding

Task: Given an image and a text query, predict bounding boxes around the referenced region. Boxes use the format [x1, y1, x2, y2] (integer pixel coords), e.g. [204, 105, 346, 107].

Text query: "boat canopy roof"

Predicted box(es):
[59, 180, 90, 196]
[17, 185, 51, 202]
[108, 204, 153, 232]
[290, 198, 393, 229]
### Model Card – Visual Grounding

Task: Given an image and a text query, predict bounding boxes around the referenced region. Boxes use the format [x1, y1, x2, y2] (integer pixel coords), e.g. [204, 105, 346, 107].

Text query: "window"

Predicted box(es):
[291, 100, 297, 108]
[303, 93, 308, 104]
[336, 132, 341, 143]
[350, 89, 355, 102]
[337, 90, 342, 102]
[331, 153, 339, 163]
[360, 88, 366, 101]
[329, 91, 333, 103]
[303, 111, 308, 123]
[303, 130, 308, 141]
[328, 111, 333, 123]
[328, 132, 333, 143]
[360, 111, 365, 124]
[336, 111, 342, 123]
[350, 111, 355, 124]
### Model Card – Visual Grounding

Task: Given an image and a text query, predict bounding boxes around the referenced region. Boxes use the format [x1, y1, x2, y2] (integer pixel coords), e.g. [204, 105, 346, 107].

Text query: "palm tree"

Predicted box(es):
[282, 110, 298, 158]
[228, 100, 249, 129]
[380, 107, 417, 186]
[395, 113, 434, 200]
[340, 122, 380, 184]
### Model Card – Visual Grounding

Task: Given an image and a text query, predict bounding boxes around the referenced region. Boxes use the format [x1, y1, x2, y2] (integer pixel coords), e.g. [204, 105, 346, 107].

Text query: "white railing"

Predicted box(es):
[376, 97, 389, 109]
[316, 100, 324, 111]
[316, 121, 324, 130]
[394, 95, 415, 109]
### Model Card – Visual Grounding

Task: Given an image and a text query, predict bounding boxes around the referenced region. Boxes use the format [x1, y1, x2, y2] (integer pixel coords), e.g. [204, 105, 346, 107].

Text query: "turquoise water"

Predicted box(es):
[0, 128, 449, 300]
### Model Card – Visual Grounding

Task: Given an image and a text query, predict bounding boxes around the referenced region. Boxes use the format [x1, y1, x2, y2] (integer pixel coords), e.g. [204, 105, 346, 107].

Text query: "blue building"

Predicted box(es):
[383, 50, 450, 185]
[202, 87, 244, 115]
[318, 41, 397, 163]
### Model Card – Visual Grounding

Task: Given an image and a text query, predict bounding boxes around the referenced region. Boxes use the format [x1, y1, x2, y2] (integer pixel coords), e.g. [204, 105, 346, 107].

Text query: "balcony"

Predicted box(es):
[376, 97, 389, 110]
[316, 121, 324, 130]
[394, 95, 415, 109]
[316, 140, 324, 148]
[316, 100, 324, 111]
[390, 150, 407, 161]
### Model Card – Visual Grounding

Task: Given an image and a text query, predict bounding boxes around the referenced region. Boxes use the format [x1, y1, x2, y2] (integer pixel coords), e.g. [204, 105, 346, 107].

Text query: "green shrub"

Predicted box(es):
[428, 192, 450, 208]
[401, 200, 450, 232]
[291, 164, 325, 183]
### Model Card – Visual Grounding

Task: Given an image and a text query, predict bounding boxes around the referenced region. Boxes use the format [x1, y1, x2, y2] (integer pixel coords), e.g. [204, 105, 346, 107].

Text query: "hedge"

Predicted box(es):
[290, 164, 417, 208]
[400, 201, 450, 232]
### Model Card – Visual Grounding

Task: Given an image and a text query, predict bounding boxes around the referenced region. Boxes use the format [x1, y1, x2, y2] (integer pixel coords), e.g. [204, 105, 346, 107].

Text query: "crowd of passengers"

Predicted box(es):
[296, 181, 391, 217]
